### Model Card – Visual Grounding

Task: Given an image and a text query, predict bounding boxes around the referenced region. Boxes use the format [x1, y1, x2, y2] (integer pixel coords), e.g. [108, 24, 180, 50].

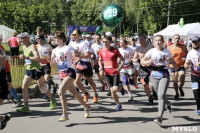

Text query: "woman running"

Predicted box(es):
[51, 31, 91, 122]
[142, 35, 178, 125]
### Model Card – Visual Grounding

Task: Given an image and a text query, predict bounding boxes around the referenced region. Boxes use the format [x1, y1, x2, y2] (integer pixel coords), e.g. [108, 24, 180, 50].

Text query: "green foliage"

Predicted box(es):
[0, 0, 200, 36]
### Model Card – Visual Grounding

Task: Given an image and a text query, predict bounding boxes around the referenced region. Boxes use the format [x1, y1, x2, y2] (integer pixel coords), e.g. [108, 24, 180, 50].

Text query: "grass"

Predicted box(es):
[1, 43, 23, 55]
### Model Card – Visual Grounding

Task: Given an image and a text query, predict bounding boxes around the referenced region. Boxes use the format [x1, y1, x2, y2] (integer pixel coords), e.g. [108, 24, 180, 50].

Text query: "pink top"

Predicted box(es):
[8, 37, 19, 47]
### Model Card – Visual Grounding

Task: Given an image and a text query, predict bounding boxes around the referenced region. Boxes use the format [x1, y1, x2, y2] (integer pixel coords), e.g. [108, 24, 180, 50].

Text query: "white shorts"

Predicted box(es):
[120, 68, 135, 75]
[133, 62, 140, 71]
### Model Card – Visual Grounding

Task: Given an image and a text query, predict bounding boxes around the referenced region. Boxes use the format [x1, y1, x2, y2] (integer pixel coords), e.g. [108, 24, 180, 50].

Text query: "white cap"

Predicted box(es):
[86, 34, 91, 38]
[82, 34, 86, 37]
[20, 32, 30, 38]
[105, 32, 112, 37]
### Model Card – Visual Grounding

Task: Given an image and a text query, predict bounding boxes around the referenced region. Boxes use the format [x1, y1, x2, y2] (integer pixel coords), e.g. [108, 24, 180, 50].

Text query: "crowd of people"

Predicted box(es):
[0, 27, 200, 129]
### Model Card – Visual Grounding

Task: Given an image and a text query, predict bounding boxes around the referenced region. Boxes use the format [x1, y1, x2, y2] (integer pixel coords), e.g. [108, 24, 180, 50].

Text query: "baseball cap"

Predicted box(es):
[82, 34, 86, 37]
[191, 36, 200, 42]
[105, 32, 112, 37]
[20, 32, 30, 38]
[86, 34, 91, 38]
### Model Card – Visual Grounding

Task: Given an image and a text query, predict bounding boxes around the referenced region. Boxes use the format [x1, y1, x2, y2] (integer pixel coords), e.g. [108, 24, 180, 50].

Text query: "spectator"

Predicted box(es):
[167, 38, 173, 47]
[7, 32, 20, 56]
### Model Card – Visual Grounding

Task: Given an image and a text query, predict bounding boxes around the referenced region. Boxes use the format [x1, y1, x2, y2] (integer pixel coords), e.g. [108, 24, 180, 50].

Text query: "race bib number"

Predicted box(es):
[25, 59, 32, 65]
[104, 61, 113, 68]
[192, 82, 199, 90]
[58, 62, 68, 71]
[151, 71, 164, 79]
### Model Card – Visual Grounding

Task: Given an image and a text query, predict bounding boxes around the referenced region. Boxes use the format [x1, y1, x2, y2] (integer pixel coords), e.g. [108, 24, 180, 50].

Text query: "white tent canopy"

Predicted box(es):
[154, 22, 200, 42]
[0, 25, 16, 43]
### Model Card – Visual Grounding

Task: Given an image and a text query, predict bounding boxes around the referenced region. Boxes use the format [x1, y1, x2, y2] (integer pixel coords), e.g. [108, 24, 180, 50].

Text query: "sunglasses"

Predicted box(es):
[103, 41, 110, 44]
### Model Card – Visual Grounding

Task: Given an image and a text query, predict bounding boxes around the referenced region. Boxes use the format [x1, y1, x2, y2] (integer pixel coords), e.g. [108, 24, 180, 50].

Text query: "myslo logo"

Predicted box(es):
[172, 126, 198, 132]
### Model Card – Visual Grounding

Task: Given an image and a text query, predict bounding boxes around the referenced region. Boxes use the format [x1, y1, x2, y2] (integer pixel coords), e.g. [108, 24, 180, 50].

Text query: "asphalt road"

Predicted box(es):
[1, 72, 200, 133]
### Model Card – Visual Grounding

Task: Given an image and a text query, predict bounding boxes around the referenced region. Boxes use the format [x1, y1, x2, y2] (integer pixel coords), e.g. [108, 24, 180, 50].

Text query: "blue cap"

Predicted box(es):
[191, 36, 200, 42]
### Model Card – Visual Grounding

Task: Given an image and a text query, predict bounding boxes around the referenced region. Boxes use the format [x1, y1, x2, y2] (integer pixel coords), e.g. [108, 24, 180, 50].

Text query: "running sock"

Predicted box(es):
[46, 81, 51, 90]
[9, 88, 20, 101]
[128, 91, 132, 97]
[24, 102, 29, 107]
[84, 92, 88, 95]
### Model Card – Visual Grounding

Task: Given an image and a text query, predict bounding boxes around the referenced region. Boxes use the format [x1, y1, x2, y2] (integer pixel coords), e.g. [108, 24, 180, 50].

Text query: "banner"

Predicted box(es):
[67, 25, 98, 36]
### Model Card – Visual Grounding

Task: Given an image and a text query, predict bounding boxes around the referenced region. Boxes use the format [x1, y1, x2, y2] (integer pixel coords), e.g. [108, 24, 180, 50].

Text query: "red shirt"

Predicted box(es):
[8, 37, 19, 47]
[167, 42, 173, 47]
[0, 44, 10, 73]
[99, 47, 121, 75]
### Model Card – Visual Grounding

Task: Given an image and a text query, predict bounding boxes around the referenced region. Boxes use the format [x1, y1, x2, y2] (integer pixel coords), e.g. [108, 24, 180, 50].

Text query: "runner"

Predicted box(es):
[119, 38, 134, 102]
[90, 34, 108, 91]
[51, 31, 91, 121]
[0, 48, 11, 130]
[99, 35, 125, 111]
[17, 32, 56, 113]
[0, 35, 22, 107]
[129, 38, 139, 89]
[168, 34, 188, 100]
[133, 35, 157, 104]
[36, 34, 58, 99]
[184, 36, 200, 115]
[69, 29, 98, 103]
[142, 35, 178, 125]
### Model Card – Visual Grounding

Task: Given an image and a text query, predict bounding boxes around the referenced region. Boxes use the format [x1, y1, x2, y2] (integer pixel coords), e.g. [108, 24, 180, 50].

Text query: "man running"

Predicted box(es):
[128, 38, 140, 89]
[0, 35, 22, 107]
[184, 36, 200, 115]
[36, 34, 58, 99]
[0, 49, 11, 130]
[168, 34, 187, 100]
[69, 29, 98, 103]
[133, 35, 157, 104]
[99, 35, 125, 111]
[90, 34, 107, 91]
[119, 38, 134, 102]
[17, 32, 56, 113]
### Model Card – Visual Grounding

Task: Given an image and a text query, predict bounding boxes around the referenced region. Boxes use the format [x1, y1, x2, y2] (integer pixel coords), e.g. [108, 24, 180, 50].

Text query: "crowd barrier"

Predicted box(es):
[9, 56, 57, 89]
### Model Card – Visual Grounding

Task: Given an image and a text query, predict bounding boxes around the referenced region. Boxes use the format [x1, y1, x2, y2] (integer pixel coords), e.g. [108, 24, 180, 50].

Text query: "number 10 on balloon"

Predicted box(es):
[103, 8, 117, 18]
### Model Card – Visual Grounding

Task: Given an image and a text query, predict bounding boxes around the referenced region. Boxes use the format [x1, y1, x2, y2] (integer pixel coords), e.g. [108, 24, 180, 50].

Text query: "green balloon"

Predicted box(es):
[101, 4, 124, 28]
[95, 26, 103, 35]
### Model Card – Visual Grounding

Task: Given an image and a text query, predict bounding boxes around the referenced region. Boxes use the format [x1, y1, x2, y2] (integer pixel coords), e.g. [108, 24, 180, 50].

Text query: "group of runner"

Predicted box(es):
[0, 28, 200, 129]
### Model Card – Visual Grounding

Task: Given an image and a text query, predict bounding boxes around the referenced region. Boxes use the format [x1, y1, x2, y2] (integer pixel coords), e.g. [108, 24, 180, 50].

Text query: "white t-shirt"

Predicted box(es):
[69, 40, 90, 62]
[128, 45, 139, 54]
[36, 43, 51, 65]
[37, 43, 51, 57]
[119, 47, 134, 64]
[186, 49, 200, 75]
[90, 43, 103, 59]
[145, 48, 172, 68]
[52, 45, 75, 70]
